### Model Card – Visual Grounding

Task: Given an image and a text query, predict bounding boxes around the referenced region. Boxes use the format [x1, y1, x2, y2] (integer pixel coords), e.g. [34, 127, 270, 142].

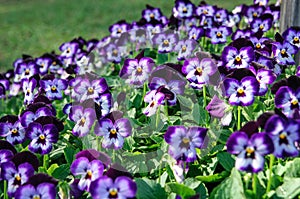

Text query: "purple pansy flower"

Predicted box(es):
[94, 118, 132, 149]
[1, 162, 34, 197]
[227, 132, 274, 173]
[195, 4, 214, 16]
[142, 5, 163, 22]
[15, 61, 39, 80]
[0, 120, 26, 145]
[182, 57, 217, 89]
[35, 57, 52, 75]
[26, 122, 59, 155]
[244, 5, 264, 23]
[15, 182, 56, 199]
[165, 126, 207, 162]
[206, 26, 232, 44]
[173, 0, 194, 19]
[22, 78, 37, 105]
[272, 41, 298, 65]
[109, 20, 130, 38]
[224, 76, 259, 106]
[174, 39, 197, 60]
[275, 86, 300, 118]
[250, 14, 273, 33]
[0, 149, 14, 180]
[90, 176, 137, 199]
[143, 90, 165, 116]
[152, 31, 179, 53]
[119, 57, 154, 87]
[74, 78, 108, 102]
[188, 26, 203, 41]
[40, 78, 68, 100]
[103, 42, 123, 64]
[94, 93, 113, 119]
[232, 29, 252, 40]
[283, 27, 300, 49]
[70, 157, 104, 191]
[206, 95, 232, 126]
[250, 36, 269, 52]
[20, 106, 54, 128]
[265, 115, 299, 158]
[254, 0, 269, 6]
[222, 46, 255, 69]
[213, 8, 228, 23]
[69, 105, 96, 137]
[250, 67, 276, 96]
[59, 41, 80, 59]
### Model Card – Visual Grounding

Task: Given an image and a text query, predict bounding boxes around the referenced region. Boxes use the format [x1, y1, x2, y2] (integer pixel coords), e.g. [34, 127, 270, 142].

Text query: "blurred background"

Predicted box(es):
[0, 0, 276, 72]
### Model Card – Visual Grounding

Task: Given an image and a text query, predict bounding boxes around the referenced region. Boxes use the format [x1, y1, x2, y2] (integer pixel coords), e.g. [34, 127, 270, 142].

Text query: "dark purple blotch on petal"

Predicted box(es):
[25, 173, 58, 187]
[12, 151, 39, 171]
[105, 163, 133, 180]
[0, 140, 17, 154]
[240, 121, 259, 137]
[75, 149, 111, 168]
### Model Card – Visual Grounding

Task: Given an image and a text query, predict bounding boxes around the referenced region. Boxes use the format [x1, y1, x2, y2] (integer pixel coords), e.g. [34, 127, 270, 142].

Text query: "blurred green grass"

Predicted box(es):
[0, 0, 275, 72]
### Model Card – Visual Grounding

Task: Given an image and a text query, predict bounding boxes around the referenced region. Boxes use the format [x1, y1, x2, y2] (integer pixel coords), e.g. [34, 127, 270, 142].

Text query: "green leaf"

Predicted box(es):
[166, 182, 196, 199]
[216, 152, 235, 171]
[284, 158, 300, 177]
[157, 53, 168, 64]
[196, 171, 229, 183]
[276, 177, 300, 198]
[52, 164, 70, 180]
[177, 95, 193, 109]
[135, 178, 168, 199]
[209, 168, 246, 199]
[47, 163, 59, 175]
[63, 147, 76, 165]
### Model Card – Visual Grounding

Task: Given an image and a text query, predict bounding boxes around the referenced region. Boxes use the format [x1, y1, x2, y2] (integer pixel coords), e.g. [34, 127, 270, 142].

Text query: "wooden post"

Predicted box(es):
[280, 0, 300, 66]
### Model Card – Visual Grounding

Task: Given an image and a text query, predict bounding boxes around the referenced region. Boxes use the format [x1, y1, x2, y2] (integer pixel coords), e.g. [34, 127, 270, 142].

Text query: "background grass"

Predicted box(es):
[0, 0, 275, 72]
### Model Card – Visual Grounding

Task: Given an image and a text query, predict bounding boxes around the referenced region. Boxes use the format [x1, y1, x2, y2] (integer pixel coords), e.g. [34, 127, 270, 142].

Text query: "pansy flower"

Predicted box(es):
[119, 55, 154, 87]
[195, 4, 214, 16]
[74, 77, 108, 102]
[224, 76, 259, 106]
[15, 61, 39, 80]
[275, 86, 300, 118]
[227, 131, 274, 173]
[141, 5, 163, 22]
[21, 78, 37, 105]
[173, 0, 195, 19]
[0, 120, 26, 145]
[213, 8, 228, 23]
[206, 26, 232, 44]
[75, 53, 95, 75]
[40, 78, 68, 100]
[20, 106, 54, 127]
[94, 117, 132, 149]
[254, 0, 269, 6]
[199, 15, 213, 29]
[222, 46, 255, 69]
[282, 27, 300, 49]
[59, 41, 80, 59]
[182, 57, 217, 89]
[188, 26, 203, 41]
[109, 20, 130, 38]
[152, 31, 179, 53]
[0, 149, 14, 180]
[26, 122, 59, 155]
[272, 41, 298, 65]
[70, 157, 104, 191]
[145, 23, 163, 40]
[249, 67, 276, 96]
[90, 176, 137, 199]
[232, 29, 252, 40]
[250, 14, 273, 33]
[94, 93, 113, 119]
[1, 161, 35, 197]
[35, 57, 52, 75]
[69, 105, 96, 137]
[143, 90, 165, 116]
[164, 126, 207, 162]
[174, 39, 197, 60]
[265, 115, 299, 158]
[206, 95, 232, 126]
[103, 42, 124, 64]
[15, 182, 56, 199]
[244, 5, 265, 23]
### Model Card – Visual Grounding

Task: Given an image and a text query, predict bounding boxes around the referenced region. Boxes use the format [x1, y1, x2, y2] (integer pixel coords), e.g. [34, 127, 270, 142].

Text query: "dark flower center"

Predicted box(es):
[117, 28, 122, 33]
[52, 61, 57, 66]
[179, 137, 190, 149]
[88, 87, 94, 95]
[33, 195, 41, 199]
[109, 188, 118, 198]
[109, 128, 118, 139]
[150, 101, 156, 107]
[79, 117, 86, 126]
[237, 88, 245, 97]
[259, 24, 264, 30]
[181, 45, 187, 52]
[38, 134, 46, 145]
[279, 133, 289, 145]
[25, 69, 30, 75]
[280, 49, 288, 58]
[150, 13, 154, 18]
[216, 32, 222, 38]
[163, 39, 169, 47]
[253, 12, 258, 17]
[256, 43, 261, 49]
[13, 175, 22, 186]
[85, 170, 92, 179]
[203, 10, 208, 15]
[195, 67, 203, 76]
[11, 128, 18, 135]
[51, 86, 57, 92]
[66, 48, 71, 54]
[216, 14, 220, 18]
[245, 147, 255, 159]
[234, 56, 242, 65]
[293, 37, 299, 44]
[136, 66, 142, 73]
[182, 7, 187, 13]
[291, 99, 299, 109]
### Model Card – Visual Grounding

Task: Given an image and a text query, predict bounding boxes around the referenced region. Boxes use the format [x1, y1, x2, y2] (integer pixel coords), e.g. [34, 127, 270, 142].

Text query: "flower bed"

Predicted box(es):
[1, 0, 300, 198]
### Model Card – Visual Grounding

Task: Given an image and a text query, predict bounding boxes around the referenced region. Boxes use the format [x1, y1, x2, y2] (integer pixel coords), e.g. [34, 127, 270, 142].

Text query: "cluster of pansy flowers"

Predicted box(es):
[3, 0, 300, 198]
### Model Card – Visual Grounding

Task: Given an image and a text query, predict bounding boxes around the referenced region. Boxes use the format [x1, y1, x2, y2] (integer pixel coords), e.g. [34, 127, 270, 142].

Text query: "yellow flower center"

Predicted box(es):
[253, 12, 258, 17]
[237, 88, 244, 94]
[136, 67, 142, 73]
[256, 43, 261, 49]
[33, 195, 40, 199]
[15, 175, 21, 182]
[163, 39, 169, 45]
[86, 170, 92, 178]
[196, 67, 202, 74]
[150, 13, 154, 18]
[39, 135, 45, 140]
[203, 10, 208, 15]
[259, 24, 264, 29]
[113, 49, 118, 55]
[216, 32, 222, 37]
[110, 189, 118, 196]
[41, 63, 45, 68]
[216, 13, 220, 18]
[235, 56, 241, 62]
[182, 137, 190, 144]
[11, 128, 18, 134]
[294, 37, 299, 42]
[182, 45, 187, 52]
[281, 49, 286, 55]
[117, 28, 122, 33]
[110, 129, 117, 135]
[183, 7, 187, 12]
[80, 118, 86, 125]
[88, 87, 94, 93]
[51, 86, 57, 92]
[246, 147, 254, 155]
[66, 47, 71, 54]
[291, 99, 298, 105]
[52, 61, 57, 66]
[279, 133, 286, 140]
[25, 69, 30, 75]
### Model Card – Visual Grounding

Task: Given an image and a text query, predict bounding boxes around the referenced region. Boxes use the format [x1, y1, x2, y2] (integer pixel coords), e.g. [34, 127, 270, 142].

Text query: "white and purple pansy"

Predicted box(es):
[249, 67, 276, 96]
[119, 57, 154, 87]
[94, 118, 132, 149]
[283, 27, 300, 49]
[15, 61, 39, 80]
[109, 21, 130, 38]
[69, 105, 96, 137]
[142, 5, 162, 22]
[222, 46, 255, 69]
[173, 0, 195, 18]
[70, 156, 104, 191]
[15, 182, 56, 199]
[206, 26, 232, 44]
[143, 90, 165, 116]
[188, 26, 203, 41]
[224, 76, 259, 106]
[164, 126, 208, 162]
[0, 149, 14, 180]
[90, 176, 137, 199]
[1, 161, 35, 197]
[26, 122, 59, 155]
[35, 57, 52, 75]
[152, 31, 179, 53]
[74, 78, 108, 102]
[275, 86, 300, 118]
[0, 120, 26, 145]
[59, 41, 80, 58]
[182, 57, 217, 89]
[244, 5, 264, 23]
[174, 39, 197, 60]
[94, 93, 113, 119]
[226, 131, 274, 173]
[250, 14, 273, 33]
[20, 106, 54, 128]
[265, 115, 300, 158]
[272, 41, 298, 65]
[21, 78, 37, 105]
[40, 78, 68, 100]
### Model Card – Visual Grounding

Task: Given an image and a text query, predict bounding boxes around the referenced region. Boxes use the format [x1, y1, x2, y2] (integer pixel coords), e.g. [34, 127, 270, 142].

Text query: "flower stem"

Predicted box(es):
[237, 106, 241, 130]
[164, 101, 170, 125]
[156, 108, 160, 129]
[141, 82, 147, 107]
[252, 173, 258, 198]
[43, 154, 49, 171]
[3, 180, 8, 199]
[266, 155, 275, 194]
[203, 85, 209, 126]
[96, 136, 102, 152]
